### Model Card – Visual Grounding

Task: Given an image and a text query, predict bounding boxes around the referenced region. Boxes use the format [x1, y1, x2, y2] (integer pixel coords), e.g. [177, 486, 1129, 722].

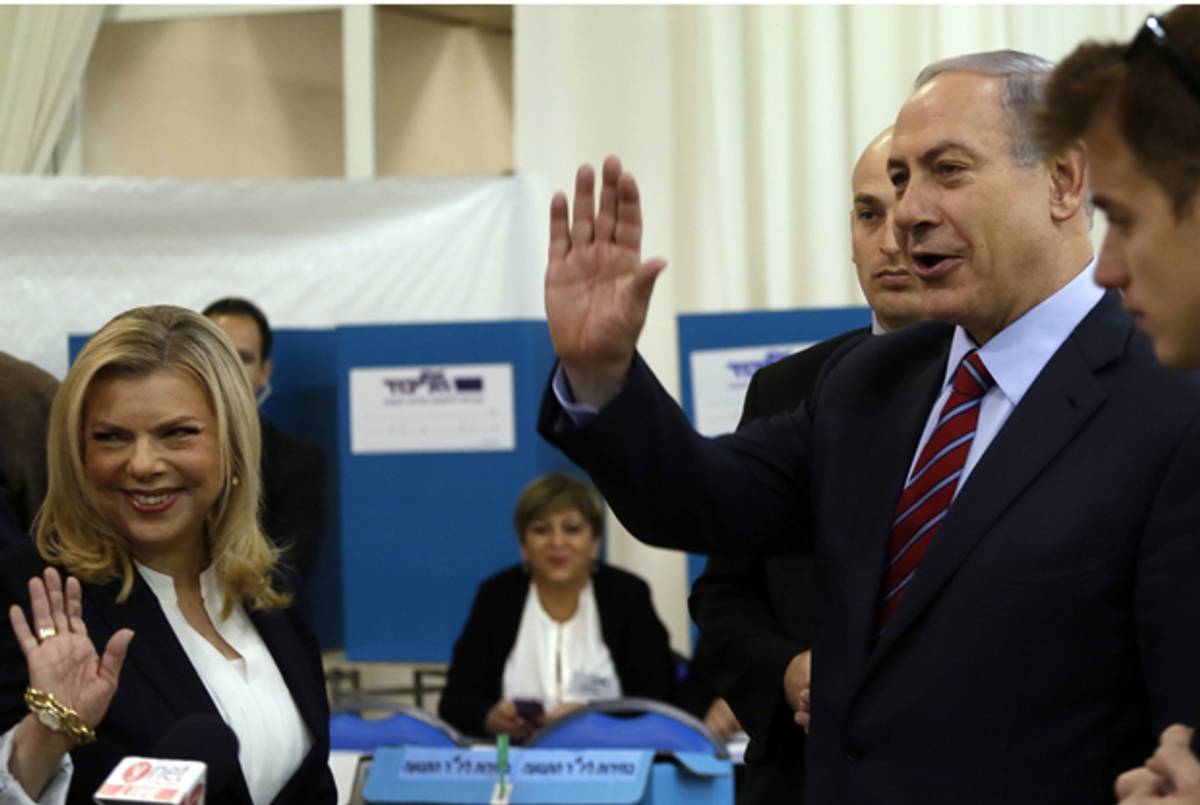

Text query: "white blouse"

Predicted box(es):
[136, 562, 311, 805]
[501, 581, 621, 711]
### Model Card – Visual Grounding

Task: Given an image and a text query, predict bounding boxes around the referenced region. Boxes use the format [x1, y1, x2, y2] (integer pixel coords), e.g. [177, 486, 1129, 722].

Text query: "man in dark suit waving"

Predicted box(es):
[538, 49, 1200, 805]
[689, 126, 926, 804]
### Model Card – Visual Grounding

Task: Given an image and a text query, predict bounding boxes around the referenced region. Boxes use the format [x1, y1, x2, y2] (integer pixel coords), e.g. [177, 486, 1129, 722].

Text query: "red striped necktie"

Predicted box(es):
[877, 350, 994, 633]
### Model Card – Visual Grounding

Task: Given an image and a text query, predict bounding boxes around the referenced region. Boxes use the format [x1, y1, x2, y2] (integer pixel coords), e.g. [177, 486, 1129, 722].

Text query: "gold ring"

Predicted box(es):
[36, 626, 57, 642]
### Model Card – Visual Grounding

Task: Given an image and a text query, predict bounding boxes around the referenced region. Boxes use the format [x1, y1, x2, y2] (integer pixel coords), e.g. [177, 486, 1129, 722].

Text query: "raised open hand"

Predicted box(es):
[545, 156, 667, 406]
[9, 567, 134, 731]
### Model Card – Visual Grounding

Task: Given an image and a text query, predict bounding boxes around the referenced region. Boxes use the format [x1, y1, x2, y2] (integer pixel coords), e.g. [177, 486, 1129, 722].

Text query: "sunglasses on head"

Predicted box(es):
[1126, 14, 1200, 105]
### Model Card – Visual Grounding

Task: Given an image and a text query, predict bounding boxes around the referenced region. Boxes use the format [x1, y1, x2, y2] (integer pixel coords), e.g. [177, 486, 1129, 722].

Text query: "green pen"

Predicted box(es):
[497, 733, 510, 793]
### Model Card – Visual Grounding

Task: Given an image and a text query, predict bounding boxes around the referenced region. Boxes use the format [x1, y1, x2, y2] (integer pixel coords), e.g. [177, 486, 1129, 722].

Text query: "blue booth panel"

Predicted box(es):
[330, 707, 467, 751]
[337, 320, 575, 661]
[364, 746, 733, 804]
[675, 306, 870, 588]
[526, 698, 728, 758]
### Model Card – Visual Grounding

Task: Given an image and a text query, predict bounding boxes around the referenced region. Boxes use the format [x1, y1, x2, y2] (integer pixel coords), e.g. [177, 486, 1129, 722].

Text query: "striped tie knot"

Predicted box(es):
[952, 351, 993, 399]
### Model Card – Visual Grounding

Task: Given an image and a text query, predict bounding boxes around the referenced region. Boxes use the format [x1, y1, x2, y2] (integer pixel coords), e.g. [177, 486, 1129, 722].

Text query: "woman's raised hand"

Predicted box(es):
[9, 567, 133, 731]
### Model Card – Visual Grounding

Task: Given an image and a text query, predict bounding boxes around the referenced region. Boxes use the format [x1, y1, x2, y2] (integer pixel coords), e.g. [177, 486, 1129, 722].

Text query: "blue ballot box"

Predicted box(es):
[363, 746, 733, 805]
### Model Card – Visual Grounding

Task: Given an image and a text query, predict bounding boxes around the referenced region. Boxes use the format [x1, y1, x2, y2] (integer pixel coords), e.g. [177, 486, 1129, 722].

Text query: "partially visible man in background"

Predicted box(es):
[1039, 7, 1200, 804]
[690, 126, 926, 804]
[204, 297, 326, 592]
[0, 351, 58, 546]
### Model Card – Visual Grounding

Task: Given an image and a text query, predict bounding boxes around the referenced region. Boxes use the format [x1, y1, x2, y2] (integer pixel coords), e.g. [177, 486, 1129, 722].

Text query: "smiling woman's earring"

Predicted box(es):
[230, 476, 240, 488]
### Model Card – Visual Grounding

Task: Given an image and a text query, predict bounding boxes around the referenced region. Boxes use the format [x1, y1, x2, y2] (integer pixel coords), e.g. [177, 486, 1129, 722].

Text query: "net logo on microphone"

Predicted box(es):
[121, 761, 153, 782]
[96, 756, 207, 804]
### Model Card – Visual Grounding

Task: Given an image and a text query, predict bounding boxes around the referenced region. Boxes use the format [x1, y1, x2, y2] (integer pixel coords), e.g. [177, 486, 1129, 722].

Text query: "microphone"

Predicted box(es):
[94, 715, 240, 805]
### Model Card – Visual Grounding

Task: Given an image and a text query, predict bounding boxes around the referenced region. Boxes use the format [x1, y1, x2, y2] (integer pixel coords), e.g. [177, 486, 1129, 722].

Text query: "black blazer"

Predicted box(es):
[540, 291, 1200, 805]
[438, 563, 677, 739]
[260, 417, 326, 590]
[0, 478, 23, 549]
[0, 540, 336, 805]
[689, 328, 869, 778]
[0, 351, 57, 536]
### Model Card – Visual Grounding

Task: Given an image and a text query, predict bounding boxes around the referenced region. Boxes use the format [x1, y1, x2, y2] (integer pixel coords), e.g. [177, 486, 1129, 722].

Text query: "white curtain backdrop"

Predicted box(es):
[515, 4, 1158, 652]
[0, 5, 102, 173]
[0, 175, 547, 379]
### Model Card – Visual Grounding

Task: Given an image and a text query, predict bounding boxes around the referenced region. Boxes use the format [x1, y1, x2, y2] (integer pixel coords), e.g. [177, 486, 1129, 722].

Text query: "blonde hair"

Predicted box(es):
[35, 305, 289, 616]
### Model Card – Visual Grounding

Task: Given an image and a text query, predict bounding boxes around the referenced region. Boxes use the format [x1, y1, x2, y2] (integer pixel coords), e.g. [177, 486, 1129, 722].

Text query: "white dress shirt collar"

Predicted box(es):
[136, 560, 223, 617]
[941, 258, 1102, 407]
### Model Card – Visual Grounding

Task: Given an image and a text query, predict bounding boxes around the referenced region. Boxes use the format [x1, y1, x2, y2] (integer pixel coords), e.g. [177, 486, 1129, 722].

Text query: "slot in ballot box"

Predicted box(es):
[363, 746, 733, 805]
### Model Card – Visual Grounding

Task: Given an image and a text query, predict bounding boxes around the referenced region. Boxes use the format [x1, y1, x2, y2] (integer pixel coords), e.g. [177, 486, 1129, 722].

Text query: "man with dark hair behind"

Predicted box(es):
[203, 298, 326, 593]
[1039, 8, 1200, 803]
[1040, 6, 1200, 370]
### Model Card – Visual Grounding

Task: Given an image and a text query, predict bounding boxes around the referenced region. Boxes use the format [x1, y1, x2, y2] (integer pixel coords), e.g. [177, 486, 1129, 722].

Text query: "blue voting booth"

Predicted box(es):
[335, 321, 575, 660]
[675, 306, 870, 586]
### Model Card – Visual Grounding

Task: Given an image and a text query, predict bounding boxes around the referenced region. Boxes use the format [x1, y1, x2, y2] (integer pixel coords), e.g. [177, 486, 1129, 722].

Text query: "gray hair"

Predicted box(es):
[915, 50, 1055, 166]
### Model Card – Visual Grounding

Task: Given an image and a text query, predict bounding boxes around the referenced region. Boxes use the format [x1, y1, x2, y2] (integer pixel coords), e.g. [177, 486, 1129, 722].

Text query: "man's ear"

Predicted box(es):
[262, 358, 274, 385]
[1049, 142, 1088, 222]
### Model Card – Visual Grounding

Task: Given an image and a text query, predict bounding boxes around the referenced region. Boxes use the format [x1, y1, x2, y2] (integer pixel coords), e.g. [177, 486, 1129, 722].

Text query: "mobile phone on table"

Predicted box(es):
[513, 698, 544, 721]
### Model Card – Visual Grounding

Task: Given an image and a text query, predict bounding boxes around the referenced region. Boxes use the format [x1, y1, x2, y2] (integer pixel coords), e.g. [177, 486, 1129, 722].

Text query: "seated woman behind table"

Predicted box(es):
[439, 473, 676, 741]
[0, 305, 335, 804]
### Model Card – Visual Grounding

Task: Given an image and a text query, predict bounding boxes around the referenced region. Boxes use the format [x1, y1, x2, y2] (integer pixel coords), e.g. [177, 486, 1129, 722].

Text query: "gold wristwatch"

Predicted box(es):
[24, 687, 97, 745]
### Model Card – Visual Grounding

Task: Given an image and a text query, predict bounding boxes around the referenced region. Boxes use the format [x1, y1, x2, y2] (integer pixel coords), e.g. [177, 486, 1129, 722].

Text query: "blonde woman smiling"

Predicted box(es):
[0, 306, 334, 804]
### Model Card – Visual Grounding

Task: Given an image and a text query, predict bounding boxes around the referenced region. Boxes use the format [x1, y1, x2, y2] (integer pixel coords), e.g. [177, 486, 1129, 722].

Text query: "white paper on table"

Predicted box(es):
[350, 363, 516, 454]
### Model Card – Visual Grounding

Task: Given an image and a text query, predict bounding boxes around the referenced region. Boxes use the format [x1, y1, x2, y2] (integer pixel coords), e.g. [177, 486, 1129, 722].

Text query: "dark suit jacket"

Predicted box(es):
[438, 563, 677, 739]
[0, 540, 336, 805]
[0, 351, 58, 535]
[689, 327, 869, 798]
[539, 292, 1200, 805]
[261, 417, 326, 591]
[0, 481, 23, 549]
